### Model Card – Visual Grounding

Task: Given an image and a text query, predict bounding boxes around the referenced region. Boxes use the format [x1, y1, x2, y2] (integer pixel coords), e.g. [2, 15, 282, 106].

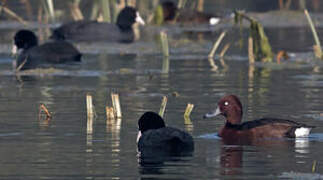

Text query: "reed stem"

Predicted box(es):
[208, 31, 226, 58]
[0, 5, 28, 25]
[100, 0, 111, 22]
[86, 93, 94, 118]
[184, 103, 194, 118]
[248, 37, 255, 64]
[111, 93, 122, 118]
[39, 103, 52, 119]
[160, 31, 169, 57]
[162, 57, 170, 74]
[304, 9, 322, 59]
[106, 106, 115, 120]
[220, 43, 230, 58]
[159, 96, 167, 117]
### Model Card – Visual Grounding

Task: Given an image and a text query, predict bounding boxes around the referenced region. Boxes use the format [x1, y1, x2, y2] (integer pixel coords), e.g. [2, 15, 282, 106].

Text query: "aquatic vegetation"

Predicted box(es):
[234, 11, 273, 63]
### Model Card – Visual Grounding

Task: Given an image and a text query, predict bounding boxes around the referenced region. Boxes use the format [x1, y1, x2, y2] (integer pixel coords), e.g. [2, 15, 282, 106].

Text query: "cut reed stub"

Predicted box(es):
[159, 96, 168, 118]
[248, 37, 255, 64]
[111, 93, 122, 118]
[160, 31, 169, 57]
[86, 93, 94, 118]
[39, 103, 52, 119]
[184, 103, 194, 118]
[276, 50, 289, 64]
[313, 45, 323, 59]
[106, 106, 115, 120]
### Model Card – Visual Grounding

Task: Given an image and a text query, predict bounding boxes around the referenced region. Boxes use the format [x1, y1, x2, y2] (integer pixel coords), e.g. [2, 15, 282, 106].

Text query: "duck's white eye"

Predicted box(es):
[224, 101, 229, 106]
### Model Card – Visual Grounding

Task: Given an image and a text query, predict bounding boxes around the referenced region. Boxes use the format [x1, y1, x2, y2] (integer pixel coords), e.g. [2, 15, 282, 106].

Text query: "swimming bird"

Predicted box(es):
[137, 111, 194, 154]
[12, 29, 81, 71]
[204, 95, 314, 143]
[51, 7, 145, 43]
[160, 1, 221, 25]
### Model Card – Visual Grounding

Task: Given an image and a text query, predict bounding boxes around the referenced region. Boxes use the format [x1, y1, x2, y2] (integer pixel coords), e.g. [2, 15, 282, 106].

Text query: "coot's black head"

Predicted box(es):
[117, 6, 145, 31]
[138, 111, 166, 133]
[14, 30, 38, 50]
[161, 1, 178, 21]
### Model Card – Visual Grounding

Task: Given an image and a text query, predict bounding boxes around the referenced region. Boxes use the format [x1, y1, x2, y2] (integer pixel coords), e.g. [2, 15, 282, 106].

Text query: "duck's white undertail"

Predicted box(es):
[295, 127, 311, 137]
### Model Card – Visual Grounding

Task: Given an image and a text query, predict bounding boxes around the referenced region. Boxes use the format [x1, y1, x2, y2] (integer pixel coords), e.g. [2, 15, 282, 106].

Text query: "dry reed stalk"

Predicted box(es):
[46, 0, 55, 21]
[111, 93, 122, 118]
[208, 31, 226, 58]
[184, 103, 194, 118]
[39, 103, 52, 119]
[0, 5, 28, 25]
[248, 37, 255, 64]
[160, 31, 169, 57]
[162, 57, 169, 73]
[85, 93, 95, 134]
[86, 93, 94, 118]
[197, 0, 204, 12]
[159, 96, 167, 117]
[106, 106, 115, 120]
[219, 43, 230, 58]
[312, 160, 317, 172]
[100, 0, 111, 22]
[304, 9, 322, 59]
[69, 2, 84, 20]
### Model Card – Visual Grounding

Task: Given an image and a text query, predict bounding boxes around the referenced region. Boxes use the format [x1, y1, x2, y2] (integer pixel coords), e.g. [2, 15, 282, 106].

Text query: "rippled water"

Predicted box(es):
[1, 51, 323, 179]
[1, 1, 323, 179]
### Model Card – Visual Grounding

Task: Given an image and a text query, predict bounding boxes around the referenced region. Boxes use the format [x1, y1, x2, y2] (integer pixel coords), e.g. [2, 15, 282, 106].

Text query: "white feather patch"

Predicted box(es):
[295, 127, 311, 137]
[209, 17, 220, 25]
[136, 131, 142, 143]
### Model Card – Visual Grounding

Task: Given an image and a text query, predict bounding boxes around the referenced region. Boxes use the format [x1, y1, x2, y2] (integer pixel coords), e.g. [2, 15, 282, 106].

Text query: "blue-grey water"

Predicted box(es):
[0, 0, 323, 179]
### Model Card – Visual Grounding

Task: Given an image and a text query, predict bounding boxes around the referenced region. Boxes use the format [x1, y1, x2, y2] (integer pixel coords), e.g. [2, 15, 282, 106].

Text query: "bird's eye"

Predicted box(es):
[224, 101, 229, 106]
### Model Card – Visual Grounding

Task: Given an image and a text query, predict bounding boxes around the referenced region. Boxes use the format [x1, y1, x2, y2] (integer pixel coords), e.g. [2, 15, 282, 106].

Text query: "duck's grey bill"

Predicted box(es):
[204, 107, 221, 118]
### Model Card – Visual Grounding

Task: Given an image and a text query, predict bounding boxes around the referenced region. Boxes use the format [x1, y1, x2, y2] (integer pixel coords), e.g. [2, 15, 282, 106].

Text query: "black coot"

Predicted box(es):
[137, 111, 194, 155]
[51, 7, 145, 43]
[13, 30, 81, 71]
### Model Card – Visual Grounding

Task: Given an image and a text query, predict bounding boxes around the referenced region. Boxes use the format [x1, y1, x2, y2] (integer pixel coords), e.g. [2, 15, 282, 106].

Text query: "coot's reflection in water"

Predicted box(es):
[138, 147, 194, 176]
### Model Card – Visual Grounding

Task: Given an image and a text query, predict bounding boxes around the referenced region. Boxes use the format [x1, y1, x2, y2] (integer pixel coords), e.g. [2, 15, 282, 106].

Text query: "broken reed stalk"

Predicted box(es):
[312, 160, 317, 172]
[100, 0, 111, 22]
[219, 43, 231, 58]
[39, 103, 52, 119]
[184, 103, 194, 118]
[90, 0, 99, 20]
[106, 106, 115, 120]
[160, 31, 169, 57]
[304, 9, 322, 59]
[46, 0, 55, 21]
[248, 37, 255, 64]
[234, 11, 273, 62]
[86, 93, 94, 134]
[159, 96, 167, 117]
[162, 56, 170, 74]
[0, 5, 28, 25]
[208, 31, 226, 58]
[111, 93, 122, 118]
[86, 93, 94, 118]
[69, 1, 84, 21]
[87, 115, 93, 134]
